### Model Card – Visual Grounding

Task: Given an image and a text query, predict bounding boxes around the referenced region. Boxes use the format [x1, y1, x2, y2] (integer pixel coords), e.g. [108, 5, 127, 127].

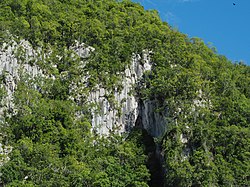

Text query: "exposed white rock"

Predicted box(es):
[69, 40, 95, 58]
[1, 39, 168, 139]
[0, 39, 95, 167]
[0, 39, 94, 111]
[0, 40, 44, 115]
[0, 143, 12, 167]
[180, 133, 188, 144]
[140, 100, 167, 137]
[85, 50, 167, 137]
[83, 51, 151, 135]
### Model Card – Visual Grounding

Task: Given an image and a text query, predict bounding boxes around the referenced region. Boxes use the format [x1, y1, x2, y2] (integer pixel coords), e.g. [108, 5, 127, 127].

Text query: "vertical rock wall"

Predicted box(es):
[87, 51, 153, 134]
[87, 50, 168, 137]
[139, 100, 167, 137]
[0, 40, 43, 114]
[0, 39, 168, 138]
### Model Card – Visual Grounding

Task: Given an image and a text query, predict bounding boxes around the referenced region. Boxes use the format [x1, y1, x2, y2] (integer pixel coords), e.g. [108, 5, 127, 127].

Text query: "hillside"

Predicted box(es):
[0, 0, 249, 186]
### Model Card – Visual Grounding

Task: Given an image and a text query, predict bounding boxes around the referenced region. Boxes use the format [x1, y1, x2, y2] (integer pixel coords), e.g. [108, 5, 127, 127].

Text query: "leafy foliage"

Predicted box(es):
[1, 80, 150, 186]
[0, 0, 249, 186]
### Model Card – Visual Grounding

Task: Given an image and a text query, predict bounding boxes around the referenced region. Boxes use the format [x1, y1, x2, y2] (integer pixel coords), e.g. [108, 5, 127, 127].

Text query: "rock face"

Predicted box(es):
[0, 39, 45, 166]
[87, 51, 167, 137]
[0, 40, 44, 115]
[0, 39, 169, 170]
[88, 52, 153, 135]
[0, 40, 168, 138]
[139, 100, 167, 137]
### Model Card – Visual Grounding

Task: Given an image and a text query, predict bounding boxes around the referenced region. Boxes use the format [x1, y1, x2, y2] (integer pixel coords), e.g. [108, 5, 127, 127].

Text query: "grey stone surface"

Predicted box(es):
[85, 50, 167, 137]
[0, 39, 168, 138]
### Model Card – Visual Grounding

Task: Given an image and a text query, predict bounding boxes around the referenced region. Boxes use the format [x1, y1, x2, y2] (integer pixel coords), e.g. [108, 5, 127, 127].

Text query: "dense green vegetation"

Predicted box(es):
[0, 79, 150, 186]
[0, 0, 249, 186]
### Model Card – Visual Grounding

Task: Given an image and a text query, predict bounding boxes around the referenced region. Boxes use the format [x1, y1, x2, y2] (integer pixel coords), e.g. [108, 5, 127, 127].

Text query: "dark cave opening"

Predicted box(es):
[134, 117, 165, 187]
[142, 129, 165, 187]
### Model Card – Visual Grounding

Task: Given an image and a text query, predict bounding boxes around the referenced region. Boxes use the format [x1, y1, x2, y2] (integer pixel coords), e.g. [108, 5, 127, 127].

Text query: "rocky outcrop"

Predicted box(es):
[0, 39, 44, 112]
[139, 100, 167, 137]
[0, 39, 170, 180]
[85, 51, 168, 137]
[0, 39, 168, 137]
[86, 51, 153, 134]
[0, 39, 46, 166]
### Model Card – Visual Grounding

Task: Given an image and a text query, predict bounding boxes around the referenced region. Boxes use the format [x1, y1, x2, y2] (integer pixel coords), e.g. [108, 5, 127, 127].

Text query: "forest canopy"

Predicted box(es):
[0, 0, 249, 186]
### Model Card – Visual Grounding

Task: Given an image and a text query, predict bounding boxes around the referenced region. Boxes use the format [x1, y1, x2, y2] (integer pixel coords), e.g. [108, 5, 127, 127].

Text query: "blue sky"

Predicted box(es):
[133, 0, 250, 65]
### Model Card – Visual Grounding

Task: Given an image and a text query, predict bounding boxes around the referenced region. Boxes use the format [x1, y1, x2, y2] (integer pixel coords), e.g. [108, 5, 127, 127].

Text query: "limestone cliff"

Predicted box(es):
[0, 39, 168, 141]
[0, 40, 169, 173]
[86, 51, 167, 137]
